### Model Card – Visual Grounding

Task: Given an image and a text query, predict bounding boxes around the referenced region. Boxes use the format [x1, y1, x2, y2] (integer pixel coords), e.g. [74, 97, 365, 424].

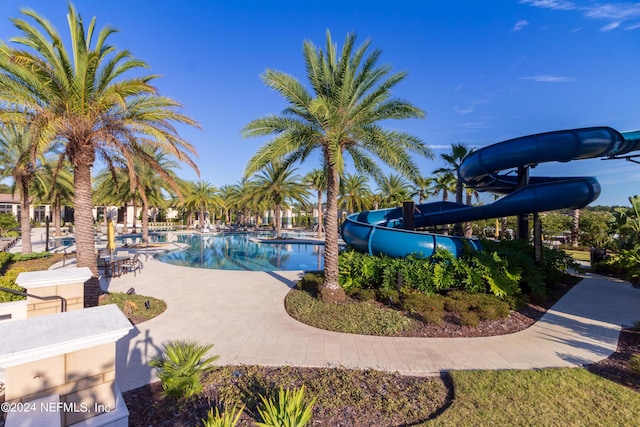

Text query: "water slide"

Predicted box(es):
[341, 126, 640, 258]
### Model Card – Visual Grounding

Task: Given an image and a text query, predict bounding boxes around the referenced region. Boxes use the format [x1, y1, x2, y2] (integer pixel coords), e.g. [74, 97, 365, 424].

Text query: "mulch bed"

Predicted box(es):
[587, 327, 640, 392]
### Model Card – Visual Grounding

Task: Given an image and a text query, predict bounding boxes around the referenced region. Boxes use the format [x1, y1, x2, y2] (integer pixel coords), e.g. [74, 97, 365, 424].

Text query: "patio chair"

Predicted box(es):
[121, 253, 142, 277]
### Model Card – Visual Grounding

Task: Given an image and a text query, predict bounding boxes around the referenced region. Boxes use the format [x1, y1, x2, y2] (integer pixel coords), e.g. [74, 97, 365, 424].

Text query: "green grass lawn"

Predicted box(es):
[564, 249, 591, 262]
[424, 368, 640, 426]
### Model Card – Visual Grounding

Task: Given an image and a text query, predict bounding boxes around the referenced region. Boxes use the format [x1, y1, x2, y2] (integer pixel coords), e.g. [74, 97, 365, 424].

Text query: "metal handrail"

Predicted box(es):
[0, 286, 67, 312]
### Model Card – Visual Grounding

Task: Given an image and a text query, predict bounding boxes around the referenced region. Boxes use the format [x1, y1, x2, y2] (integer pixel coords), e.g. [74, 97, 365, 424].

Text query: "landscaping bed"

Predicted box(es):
[124, 365, 449, 427]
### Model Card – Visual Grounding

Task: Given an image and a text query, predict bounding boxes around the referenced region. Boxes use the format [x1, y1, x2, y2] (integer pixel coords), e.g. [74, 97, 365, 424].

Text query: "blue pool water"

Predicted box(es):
[54, 233, 167, 248]
[156, 233, 324, 271]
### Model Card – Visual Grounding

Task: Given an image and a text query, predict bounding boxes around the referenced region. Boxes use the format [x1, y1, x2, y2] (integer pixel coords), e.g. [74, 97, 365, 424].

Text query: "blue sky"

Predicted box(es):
[0, 0, 639, 207]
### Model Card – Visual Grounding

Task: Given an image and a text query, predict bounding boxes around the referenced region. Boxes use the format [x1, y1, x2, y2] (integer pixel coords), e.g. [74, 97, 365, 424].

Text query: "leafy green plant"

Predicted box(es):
[201, 405, 244, 427]
[256, 386, 315, 427]
[149, 340, 219, 401]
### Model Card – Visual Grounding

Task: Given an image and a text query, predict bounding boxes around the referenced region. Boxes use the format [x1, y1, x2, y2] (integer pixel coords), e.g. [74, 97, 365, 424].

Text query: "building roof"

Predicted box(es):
[0, 193, 22, 204]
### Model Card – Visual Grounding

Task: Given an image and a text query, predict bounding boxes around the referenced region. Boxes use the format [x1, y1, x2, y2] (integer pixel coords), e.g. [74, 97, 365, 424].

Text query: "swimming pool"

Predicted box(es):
[156, 233, 324, 271]
[53, 232, 168, 248]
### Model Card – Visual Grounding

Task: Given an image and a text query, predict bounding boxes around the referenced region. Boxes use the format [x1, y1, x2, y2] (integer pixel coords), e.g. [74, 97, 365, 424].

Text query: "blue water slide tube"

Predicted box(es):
[342, 126, 640, 258]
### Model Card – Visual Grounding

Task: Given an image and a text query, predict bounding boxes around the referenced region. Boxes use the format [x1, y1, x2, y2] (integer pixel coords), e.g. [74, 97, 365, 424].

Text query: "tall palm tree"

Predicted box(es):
[246, 162, 310, 238]
[464, 186, 480, 238]
[411, 176, 434, 204]
[376, 173, 412, 208]
[431, 173, 457, 202]
[304, 169, 327, 238]
[182, 181, 221, 230]
[0, 124, 39, 253]
[339, 173, 372, 214]
[433, 143, 474, 204]
[243, 31, 431, 302]
[0, 5, 199, 274]
[30, 158, 74, 237]
[433, 143, 474, 236]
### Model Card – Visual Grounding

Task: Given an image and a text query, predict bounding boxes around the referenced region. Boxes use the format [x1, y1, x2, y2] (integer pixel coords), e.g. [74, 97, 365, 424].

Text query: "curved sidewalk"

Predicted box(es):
[93, 257, 640, 392]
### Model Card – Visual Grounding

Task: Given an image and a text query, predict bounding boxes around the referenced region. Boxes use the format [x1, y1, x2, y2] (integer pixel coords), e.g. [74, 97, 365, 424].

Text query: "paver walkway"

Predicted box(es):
[16, 231, 640, 393]
[94, 256, 639, 392]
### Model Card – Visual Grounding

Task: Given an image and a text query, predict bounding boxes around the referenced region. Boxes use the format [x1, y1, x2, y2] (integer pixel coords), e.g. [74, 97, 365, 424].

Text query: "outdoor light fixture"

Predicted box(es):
[126, 288, 135, 295]
[144, 300, 150, 309]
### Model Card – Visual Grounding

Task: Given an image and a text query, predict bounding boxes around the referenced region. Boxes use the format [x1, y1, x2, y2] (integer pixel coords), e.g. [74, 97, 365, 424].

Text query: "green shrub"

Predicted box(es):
[592, 247, 640, 285]
[444, 297, 469, 314]
[148, 340, 219, 401]
[459, 310, 480, 327]
[256, 386, 315, 427]
[401, 291, 433, 314]
[11, 252, 51, 261]
[201, 405, 244, 427]
[630, 354, 640, 377]
[352, 289, 377, 302]
[297, 273, 323, 297]
[377, 288, 399, 305]
[0, 251, 12, 271]
[0, 269, 26, 302]
[421, 307, 444, 325]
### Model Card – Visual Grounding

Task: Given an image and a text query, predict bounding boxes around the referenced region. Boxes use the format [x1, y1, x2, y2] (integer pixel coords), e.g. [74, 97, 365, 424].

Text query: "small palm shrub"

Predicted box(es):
[256, 386, 315, 427]
[149, 340, 219, 401]
[201, 405, 244, 427]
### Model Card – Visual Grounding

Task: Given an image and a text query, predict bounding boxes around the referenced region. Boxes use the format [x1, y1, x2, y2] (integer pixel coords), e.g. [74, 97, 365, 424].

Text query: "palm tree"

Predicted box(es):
[182, 181, 221, 230]
[30, 158, 74, 237]
[433, 143, 474, 236]
[0, 5, 199, 274]
[304, 169, 327, 238]
[411, 176, 434, 204]
[246, 162, 310, 238]
[431, 173, 457, 202]
[339, 173, 372, 214]
[130, 147, 183, 243]
[464, 186, 480, 238]
[243, 31, 431, 302]
[0, 124, 38, 253]
[376, 173, 412, 208]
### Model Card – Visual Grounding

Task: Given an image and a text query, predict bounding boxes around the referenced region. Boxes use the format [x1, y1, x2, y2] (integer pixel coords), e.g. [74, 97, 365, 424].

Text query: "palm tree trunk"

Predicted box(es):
[464, 191, 473, 238]
[571, 209, 580, 247]
[19, 178, 32, 254]
[320, 163, 346, 302]
[74, 163, 98, 275]
[316, 190, 323, 239]
[275, 204, 282, 238]
[131, 199, 137, 233]
[53, 197, 62, 237]
[142, 199, 149, 243]
[122, 206, 128, 234]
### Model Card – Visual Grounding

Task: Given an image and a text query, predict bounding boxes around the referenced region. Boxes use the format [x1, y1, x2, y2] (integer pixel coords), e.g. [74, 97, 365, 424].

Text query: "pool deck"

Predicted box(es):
[11, 229, 640, 393]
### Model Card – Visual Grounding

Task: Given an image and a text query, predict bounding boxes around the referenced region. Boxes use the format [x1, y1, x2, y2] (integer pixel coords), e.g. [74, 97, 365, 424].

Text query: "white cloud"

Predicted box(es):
[519, 74, 575, 82]
[522, 0, 640, 31]
[513, 19, 530, 31]
[426, 145, 453, 149]
[601, 21, 621, 31]
[520, 0, 576, 11]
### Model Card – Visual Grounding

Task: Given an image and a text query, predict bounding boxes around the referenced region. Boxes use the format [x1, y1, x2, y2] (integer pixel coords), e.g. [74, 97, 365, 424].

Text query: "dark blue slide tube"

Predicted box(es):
[342, 127, 640, 258]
